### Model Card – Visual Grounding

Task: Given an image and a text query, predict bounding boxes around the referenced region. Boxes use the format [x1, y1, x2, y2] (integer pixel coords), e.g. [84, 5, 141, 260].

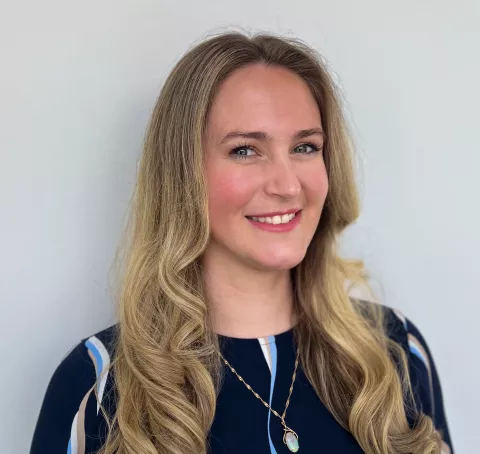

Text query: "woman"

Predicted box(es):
[30, 32, 453, 454]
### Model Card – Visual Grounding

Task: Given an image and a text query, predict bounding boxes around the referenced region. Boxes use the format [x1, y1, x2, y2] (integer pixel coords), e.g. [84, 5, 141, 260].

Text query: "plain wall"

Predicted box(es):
[1, 1, 478, 453]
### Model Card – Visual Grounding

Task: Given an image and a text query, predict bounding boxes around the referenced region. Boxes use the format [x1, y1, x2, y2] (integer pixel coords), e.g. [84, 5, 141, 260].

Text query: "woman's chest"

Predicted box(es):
[209, 354, 365, 454]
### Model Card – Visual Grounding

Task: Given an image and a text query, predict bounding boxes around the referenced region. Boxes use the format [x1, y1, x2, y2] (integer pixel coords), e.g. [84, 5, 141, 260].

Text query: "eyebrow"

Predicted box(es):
[218, 128, 325, 145]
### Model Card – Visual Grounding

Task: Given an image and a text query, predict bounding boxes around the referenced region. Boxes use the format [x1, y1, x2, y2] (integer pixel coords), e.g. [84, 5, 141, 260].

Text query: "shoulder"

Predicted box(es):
[380, 303, 436, 383]
[356, 301, 448, 426]
[355, 299, 434, 368]
[82, 324, 118, 385]
[380, 304, 453, 452]
[354, 301, 435, 408]
[384, 306, 437, 413]
[30, 324, 118, 454]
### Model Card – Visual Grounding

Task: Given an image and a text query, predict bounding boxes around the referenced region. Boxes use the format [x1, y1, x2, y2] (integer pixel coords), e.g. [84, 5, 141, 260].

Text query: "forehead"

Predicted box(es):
[206, 64, 322, 138]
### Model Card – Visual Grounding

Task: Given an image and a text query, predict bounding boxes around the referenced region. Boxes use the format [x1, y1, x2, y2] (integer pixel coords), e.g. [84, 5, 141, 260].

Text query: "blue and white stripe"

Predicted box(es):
[67, 336, 110, 454]
[258, 336, 278, 454]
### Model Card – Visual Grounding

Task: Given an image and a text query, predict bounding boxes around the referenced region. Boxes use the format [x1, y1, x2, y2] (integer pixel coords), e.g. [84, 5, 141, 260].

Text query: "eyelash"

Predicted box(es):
[230, 142, 323, 160]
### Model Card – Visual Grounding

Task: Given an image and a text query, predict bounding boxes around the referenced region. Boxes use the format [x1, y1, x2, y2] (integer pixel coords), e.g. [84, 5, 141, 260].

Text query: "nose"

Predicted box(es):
[264, 158, 301, 199]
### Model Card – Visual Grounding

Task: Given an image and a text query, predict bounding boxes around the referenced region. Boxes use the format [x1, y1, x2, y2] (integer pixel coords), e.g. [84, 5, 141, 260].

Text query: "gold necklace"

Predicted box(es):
[217, 347, 300, 453]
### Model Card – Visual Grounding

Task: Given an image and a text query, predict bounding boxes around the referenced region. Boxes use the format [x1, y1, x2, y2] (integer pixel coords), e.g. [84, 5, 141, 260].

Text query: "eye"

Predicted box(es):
[294, 143, 322, 154]
[230, 144, 257, 160]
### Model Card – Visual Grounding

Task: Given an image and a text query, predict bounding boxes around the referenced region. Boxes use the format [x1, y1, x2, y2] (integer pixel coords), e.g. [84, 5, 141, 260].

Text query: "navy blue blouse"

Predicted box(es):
[30, 305, 453, 454]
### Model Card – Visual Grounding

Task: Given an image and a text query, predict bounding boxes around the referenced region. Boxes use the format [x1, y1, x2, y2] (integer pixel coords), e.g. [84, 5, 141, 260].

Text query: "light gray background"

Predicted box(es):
[1, 1, 478, 453]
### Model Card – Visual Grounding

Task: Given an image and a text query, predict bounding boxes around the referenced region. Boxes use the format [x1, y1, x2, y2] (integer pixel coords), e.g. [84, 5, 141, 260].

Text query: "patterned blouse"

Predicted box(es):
[30, 304, 454, 453]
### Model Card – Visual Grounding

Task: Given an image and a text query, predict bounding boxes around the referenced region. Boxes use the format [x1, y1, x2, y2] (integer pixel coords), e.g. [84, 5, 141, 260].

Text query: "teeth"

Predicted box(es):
[250, 213, 296, 224]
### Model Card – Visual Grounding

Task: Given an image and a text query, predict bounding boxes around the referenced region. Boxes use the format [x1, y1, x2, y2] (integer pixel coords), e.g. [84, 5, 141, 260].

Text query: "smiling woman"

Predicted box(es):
[30, 31, 453, 454]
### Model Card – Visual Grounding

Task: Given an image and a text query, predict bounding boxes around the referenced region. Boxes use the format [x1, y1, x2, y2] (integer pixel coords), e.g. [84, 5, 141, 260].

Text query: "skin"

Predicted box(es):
[202, 63, 328, 338]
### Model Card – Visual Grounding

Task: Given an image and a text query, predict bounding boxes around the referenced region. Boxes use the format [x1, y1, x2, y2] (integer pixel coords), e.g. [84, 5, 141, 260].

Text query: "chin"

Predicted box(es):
[251, 250, 306, 271]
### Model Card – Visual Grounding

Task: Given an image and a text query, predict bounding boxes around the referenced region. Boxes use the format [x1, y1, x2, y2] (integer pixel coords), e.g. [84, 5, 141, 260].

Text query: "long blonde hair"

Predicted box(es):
[100, 31, 441, 454]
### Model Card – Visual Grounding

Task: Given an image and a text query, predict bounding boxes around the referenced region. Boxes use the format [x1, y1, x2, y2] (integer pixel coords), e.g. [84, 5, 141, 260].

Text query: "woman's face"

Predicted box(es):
[204, 63, 328, 271]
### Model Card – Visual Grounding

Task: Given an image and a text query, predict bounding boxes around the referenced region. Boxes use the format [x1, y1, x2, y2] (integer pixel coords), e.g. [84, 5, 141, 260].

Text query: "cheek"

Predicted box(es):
[303, 162, 329, 204]
[207, 168, 256, 219]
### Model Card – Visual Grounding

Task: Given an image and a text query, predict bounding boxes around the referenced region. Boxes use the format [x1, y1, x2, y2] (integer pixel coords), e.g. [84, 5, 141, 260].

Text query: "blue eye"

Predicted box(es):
[230, 142, 322, 160]
[294, 143, 321, 154]
[230, 144, 256, 160]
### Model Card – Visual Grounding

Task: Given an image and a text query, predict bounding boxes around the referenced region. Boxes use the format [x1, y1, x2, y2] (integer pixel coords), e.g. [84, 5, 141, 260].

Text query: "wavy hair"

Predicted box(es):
[99, 31, 442, 454]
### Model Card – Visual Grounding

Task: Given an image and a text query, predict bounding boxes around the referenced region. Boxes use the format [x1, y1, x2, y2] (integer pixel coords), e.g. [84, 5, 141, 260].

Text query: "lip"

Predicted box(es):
[246, 210, 302, 233]
[245, 208, 301, 217]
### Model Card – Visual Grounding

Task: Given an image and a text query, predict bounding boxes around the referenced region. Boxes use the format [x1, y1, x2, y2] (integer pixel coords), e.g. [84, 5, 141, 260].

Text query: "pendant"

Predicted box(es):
[283, 427, 299, 452]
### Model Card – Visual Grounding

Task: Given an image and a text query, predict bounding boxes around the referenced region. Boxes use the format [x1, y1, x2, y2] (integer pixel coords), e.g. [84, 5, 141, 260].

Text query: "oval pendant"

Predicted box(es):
[283, 429, 299, 452]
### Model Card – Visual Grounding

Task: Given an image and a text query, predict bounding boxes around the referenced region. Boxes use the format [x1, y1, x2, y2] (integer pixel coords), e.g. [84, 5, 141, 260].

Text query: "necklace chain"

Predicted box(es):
[218, 349, 300, 432]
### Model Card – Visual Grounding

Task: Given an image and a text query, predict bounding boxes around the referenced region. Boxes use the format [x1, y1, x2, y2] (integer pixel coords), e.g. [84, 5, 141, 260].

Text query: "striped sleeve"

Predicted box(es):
[30, 335, 111, 454]
[393, 310, 454, 454]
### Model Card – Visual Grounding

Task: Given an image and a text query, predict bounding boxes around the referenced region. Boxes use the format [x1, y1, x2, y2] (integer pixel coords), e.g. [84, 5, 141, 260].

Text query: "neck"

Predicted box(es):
[202, 250, 296, 339]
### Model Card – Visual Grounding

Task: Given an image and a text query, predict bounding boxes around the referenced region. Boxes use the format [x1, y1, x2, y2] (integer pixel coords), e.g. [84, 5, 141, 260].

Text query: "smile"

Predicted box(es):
[245, 210, 302, 233]
[246, 212, 297, 224]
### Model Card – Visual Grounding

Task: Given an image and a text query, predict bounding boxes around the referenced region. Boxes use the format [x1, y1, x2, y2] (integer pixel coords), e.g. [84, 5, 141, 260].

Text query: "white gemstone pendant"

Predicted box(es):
[283, 428, 299, 452]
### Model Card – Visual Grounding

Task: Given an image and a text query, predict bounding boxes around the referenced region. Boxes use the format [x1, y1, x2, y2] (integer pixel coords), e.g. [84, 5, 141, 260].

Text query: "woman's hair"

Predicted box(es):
[100, 31, 441, 454]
